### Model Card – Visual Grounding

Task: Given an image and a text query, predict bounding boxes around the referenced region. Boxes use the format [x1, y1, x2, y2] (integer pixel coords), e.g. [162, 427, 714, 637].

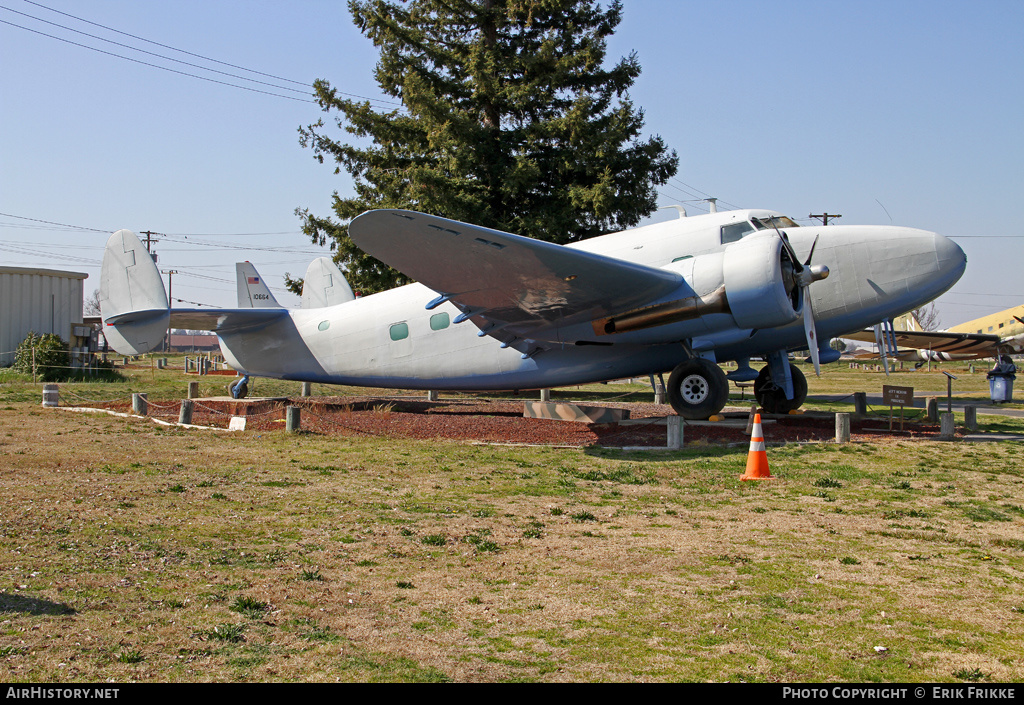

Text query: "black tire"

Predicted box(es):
[229, 379, 249, 399]
[667, 358, 729, 419]
[753, 364, 807, 414]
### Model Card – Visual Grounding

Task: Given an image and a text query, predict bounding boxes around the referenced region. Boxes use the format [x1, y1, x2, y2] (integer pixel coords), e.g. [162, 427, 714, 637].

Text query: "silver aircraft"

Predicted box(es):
[99, 207, 966, 418]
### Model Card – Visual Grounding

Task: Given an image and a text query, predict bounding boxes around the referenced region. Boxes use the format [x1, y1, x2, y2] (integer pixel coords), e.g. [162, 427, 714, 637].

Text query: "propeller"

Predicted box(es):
[777, 230, 830, 375]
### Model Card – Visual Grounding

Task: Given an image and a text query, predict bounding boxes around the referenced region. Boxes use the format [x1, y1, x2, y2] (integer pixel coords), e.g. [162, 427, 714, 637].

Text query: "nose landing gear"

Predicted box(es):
[753, 363, 807, 414]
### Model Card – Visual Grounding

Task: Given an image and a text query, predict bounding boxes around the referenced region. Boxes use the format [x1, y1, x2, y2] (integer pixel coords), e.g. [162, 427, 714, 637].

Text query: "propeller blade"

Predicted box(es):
[803, 234, 820, 267]
[803, 299, 821, 376]
[778, 231, 803, 272]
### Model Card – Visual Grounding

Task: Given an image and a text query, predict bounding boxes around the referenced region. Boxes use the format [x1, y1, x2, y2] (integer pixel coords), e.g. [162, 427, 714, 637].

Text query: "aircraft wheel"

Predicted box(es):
[753, 364, 807, 414]
[667, 358, 729, 419]
[229, 378, 249, 400]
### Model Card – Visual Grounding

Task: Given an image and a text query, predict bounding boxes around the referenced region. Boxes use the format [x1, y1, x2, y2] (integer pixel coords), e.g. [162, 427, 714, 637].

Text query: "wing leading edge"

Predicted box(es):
[348, 209, 685, 351]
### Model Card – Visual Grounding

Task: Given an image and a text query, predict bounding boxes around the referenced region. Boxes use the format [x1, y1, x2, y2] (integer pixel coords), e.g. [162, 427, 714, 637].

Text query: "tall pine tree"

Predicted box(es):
[296, 0, 678, 294]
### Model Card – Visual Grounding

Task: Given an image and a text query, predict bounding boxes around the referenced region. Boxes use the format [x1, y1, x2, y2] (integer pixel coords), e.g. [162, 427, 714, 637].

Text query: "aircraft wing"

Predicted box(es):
[348, 209, 684, 347]
[842, 328, 1002, 358]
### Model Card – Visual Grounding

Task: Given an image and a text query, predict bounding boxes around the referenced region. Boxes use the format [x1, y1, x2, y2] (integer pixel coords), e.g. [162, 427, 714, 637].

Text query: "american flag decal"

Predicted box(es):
[247, 277, 260, 284]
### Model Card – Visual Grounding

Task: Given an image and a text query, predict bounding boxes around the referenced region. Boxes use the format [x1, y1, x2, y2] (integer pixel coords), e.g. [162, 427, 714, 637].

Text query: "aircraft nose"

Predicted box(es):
[935, 231, 966, 275]
[845, 225, 965, 310]
[931, 230, 966, 293]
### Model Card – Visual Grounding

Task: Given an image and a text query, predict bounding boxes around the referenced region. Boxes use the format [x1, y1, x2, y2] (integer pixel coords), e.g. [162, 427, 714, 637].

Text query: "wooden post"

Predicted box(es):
[42, 384, 59, 407]
[426, 390, 438, 402]
[286, 406, 301, 433]
[654, 382, 666, 405]
[939, 412, 955, 440]
[926, 397, 939, 423]
[835, 413, 851, 443]
[853, 392, 867, 417]
[188, 381, 199, 399]
[178, 399, 193, 425]
[667, 416, 683, 449]
[132, 393, 147, 416]
[302, 382, 312, 397]
[540, 389, 551, 402]
[745, 403, 757, 434]
[964, 405, 978, 432]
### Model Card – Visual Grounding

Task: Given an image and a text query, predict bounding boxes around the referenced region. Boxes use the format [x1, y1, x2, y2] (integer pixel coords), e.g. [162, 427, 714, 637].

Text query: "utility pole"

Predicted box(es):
[140, 230, 159, 263]
[162, 269, 178, 352]
[809, 213, 841, 225]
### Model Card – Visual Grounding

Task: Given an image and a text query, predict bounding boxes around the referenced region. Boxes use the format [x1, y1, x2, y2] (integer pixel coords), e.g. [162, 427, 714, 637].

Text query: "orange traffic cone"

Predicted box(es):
[740, 413, 772, 481]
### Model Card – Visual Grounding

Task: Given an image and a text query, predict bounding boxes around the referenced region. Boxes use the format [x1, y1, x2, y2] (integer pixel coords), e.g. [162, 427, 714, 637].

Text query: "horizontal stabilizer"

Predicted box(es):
[301, 257, 355, 308]
[169, 308, 288, 333]
[100, 229, 169, 355]
[236, 262, 282, 308]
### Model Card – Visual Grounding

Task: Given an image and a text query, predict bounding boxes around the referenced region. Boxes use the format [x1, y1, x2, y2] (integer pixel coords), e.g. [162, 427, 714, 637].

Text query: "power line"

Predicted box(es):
[23, 0, 309, 87]
[10, 1, 405, 109]
[0, 17, 316, 103]
[0, 211, 110, 232]
[669, 178, 743, 211]
[1, 4, 313, 97]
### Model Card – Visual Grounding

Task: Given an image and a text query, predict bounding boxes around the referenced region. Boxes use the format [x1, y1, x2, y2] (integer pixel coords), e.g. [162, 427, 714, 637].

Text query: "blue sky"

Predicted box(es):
[1, 0, 1021, 327]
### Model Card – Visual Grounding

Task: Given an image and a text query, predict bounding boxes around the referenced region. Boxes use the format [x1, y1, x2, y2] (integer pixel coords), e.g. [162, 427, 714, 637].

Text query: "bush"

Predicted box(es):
[14, 332, 69, 382]
[11, 331, 122, 382]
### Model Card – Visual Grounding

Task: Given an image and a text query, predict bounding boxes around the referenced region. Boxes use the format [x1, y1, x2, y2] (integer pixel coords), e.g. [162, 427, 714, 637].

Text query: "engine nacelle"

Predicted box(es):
[720, 233, 800, 330]
[590, 232, 801, 338]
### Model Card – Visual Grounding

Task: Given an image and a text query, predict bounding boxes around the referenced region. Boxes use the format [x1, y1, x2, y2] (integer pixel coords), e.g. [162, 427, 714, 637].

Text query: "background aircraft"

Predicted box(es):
[100, 208, 966, 418]
[844, 305, 1024, 368]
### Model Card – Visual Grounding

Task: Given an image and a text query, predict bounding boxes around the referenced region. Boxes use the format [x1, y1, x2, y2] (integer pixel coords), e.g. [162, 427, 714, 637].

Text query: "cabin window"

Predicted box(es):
[389, 322, 409, 341]
[671, 255, 693, 263]
[720, 221, 755, 244]
[318, 320, 330, 332]
[430, 312, 450, 331]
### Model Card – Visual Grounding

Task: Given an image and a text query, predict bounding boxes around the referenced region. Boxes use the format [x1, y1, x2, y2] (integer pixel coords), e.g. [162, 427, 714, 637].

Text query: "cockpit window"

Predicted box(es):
[720, 221, 756, 244]
[751, 216, 799, 230]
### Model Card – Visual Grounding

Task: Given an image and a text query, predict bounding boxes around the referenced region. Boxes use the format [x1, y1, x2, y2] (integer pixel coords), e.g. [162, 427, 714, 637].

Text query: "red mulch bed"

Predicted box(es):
[79, 395, 949, 447]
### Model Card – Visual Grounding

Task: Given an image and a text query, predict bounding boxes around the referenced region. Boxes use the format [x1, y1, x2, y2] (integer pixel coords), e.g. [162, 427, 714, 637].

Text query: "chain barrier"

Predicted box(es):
[143, 399, 180, 411]
[57, 387, 126, 404]
[190, 400, 284, 419]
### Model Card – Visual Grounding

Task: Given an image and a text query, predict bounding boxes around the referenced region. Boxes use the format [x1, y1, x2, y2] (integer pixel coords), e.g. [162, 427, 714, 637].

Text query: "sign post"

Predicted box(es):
[942, 371, 958, 413]
[882, 385, 914, 431]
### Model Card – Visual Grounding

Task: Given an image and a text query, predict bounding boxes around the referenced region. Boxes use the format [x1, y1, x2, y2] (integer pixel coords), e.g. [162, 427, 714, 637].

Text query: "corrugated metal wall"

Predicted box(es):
[0, 268, 87, 366]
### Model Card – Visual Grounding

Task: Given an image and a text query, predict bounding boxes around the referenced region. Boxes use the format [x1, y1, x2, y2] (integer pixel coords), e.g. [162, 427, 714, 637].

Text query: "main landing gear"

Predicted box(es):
[667, 358, 729, 420]
[753, 363, 807, 414]
[664, 359, 809, 419]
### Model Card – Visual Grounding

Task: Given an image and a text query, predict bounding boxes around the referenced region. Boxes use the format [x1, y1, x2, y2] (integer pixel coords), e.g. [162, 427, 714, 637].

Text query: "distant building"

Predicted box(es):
[0, 267, 88, 366]
[168, 333, 219, 353]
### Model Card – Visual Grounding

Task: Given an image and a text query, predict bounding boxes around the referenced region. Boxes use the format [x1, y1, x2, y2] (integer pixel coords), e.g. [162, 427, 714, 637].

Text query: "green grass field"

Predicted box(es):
[1, 356, 1022, 682]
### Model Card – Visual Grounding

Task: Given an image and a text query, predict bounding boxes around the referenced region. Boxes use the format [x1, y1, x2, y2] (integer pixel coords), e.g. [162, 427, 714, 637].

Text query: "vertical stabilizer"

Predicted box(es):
[236, 262, 282, 308]
[99, 229, 170, 355]
[893, 311, 922, 331]
[301, 257, 356, 308]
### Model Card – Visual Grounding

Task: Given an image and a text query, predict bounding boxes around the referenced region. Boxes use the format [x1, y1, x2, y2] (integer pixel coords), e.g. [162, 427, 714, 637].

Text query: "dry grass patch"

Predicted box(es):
[0, 402, 1022, 682]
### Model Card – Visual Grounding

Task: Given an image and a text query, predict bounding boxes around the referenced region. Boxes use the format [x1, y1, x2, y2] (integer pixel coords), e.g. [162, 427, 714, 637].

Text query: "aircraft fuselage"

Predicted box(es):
[216, 210, 965, 391]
